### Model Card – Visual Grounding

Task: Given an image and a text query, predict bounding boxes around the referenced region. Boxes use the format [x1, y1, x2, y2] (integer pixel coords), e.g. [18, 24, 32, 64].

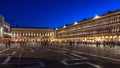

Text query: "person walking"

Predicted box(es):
[69, 41, 72, 46]
[103, 41, 106, 47]
[96, 41, 99, 47]
[5, 42, 8, 48]
[8, 41, 11, 48]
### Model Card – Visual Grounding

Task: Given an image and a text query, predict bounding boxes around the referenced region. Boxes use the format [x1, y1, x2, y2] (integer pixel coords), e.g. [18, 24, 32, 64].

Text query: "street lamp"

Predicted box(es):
[93, 15, 100, 19]
[56, 28, 58, 30]
[74, 22, 78, 25]
[63, 25, 66, 28]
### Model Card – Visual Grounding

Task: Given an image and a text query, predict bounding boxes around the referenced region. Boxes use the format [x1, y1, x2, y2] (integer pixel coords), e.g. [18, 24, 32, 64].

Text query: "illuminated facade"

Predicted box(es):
[11, 28, 54, 42]
[55, 10, 120, 43]
[0, 16, 11, 42]
[1, 10, 120, 44]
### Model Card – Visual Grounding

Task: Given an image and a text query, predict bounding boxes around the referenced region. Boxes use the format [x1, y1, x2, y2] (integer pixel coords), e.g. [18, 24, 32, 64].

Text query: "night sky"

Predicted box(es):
[0, 0, 120, 28]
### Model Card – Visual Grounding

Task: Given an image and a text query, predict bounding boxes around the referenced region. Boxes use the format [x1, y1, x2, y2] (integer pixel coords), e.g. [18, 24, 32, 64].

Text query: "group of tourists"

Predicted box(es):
[5, 41, 11, 48]
[3, 40, 120, 48]
[50, 40, 120, 48]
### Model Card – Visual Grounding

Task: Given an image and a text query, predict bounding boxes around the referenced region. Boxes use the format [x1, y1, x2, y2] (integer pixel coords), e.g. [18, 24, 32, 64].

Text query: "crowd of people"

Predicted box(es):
[2, 40, 120, 48]
[4, 41, 11, 48]
[49, 40, 120, 48]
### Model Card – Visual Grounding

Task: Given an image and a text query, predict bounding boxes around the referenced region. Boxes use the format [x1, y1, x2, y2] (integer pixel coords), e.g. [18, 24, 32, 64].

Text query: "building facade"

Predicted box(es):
[1, 10, 120, 44]
[55, 10, 120, 44]
[0, 16, 11, 42]
[11, 27, 54, 43]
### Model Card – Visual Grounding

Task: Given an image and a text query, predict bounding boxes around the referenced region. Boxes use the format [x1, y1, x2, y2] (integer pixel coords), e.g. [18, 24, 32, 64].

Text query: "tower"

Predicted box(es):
[0, 15, 4, 38]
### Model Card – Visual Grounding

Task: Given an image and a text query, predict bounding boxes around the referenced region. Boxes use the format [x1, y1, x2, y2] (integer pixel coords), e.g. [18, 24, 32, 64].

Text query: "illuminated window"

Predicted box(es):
[23, 33, 24, 36]
[29, 33, 30, 36]
[39, 33, 41, 36]
[26, 33, 27, 36]
[16, 33, 18, 36]
[34, 33, 36, 36]
[19, 33, 21, 36]
[37, 33, 39, 36]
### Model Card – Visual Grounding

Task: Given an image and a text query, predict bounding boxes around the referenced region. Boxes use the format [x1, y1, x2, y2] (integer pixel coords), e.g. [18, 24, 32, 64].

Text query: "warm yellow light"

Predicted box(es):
[105, 36, 108, 38]
[114, 36, 117, 38]
[17, 33, 18, 36]
[110, 36, 112, 38]
[102, 36, 104, 38]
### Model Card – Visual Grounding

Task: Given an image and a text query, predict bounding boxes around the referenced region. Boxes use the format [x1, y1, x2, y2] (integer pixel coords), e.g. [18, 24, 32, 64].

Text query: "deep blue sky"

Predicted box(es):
[0, 0, 120, 28]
